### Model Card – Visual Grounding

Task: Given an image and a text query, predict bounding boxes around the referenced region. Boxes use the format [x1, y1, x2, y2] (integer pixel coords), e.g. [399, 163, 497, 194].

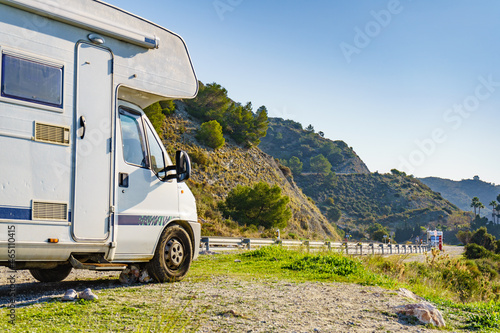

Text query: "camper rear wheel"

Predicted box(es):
[147, 225, 193, 282]
[29, 265, 72, 282]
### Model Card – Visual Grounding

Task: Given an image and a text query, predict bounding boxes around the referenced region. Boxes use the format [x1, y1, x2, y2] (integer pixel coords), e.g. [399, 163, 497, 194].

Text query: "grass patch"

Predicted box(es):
[190, 245, 395, 287]
[2, 246, 500, 332]
[0, 284, 203, 332]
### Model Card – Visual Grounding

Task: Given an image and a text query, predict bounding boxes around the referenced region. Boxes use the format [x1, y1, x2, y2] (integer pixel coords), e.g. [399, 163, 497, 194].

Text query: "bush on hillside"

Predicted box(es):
[159, 100, 176, 116]
[310, 154, 332, 174]
[470, 227, 497, 252]
[220, 181, 291, 229]
[144, 102, 166, 136]
[326, 206, 342, 222]
[196, 120, 225, 149]
[464, 243, 493, 260]
[185, 82, 268, 146]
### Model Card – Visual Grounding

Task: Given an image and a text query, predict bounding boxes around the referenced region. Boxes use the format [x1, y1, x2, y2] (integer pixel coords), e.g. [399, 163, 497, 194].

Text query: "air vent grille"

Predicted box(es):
[35, 122, 70, 145]
[32, 201, 68, 221]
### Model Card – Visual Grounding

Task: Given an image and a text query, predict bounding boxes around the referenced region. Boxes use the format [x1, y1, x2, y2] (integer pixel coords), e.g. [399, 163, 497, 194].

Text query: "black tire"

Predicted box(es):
[147, 225, 193, 282]
[29, 265, 72, 282]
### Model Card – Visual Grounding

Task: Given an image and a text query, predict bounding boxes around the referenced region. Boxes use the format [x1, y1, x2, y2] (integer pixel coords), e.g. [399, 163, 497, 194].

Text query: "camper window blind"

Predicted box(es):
[1, 54, 63, 108]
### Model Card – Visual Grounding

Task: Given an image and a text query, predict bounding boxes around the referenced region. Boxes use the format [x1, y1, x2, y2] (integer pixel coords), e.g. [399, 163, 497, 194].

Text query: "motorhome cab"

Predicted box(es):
[0, 0, 200, 282]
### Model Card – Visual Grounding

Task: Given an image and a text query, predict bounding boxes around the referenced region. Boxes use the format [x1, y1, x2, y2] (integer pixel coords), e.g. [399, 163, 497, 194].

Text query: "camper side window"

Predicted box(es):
[1, 53, 63, 108]
[119, 109, 147, 168]
[145, 123, 166, 179]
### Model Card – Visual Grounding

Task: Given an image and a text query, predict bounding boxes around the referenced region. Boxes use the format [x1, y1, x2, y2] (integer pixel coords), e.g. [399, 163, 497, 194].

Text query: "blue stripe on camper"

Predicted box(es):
[117, 215, 177, 226]
[0, 206, 31, 220]
[0, 206, 72, 222]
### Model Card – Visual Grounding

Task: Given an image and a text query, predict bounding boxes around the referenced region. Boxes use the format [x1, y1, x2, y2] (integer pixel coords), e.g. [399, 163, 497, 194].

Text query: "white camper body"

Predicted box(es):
[0, 0, 200, 282]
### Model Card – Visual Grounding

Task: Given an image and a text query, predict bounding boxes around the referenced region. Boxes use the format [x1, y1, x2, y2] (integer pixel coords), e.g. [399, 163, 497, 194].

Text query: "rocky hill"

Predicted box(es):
[146, 81, 468, 243]
[419, 176, 500, 218]
[294, 171, 462, 239]
[162, 103, 341, 240]
[259, 118, 370, 175]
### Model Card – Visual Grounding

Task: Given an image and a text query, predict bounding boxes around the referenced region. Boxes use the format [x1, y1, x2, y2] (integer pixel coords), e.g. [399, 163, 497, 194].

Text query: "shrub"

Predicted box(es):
[283, 253, 361, 276]
[196, 120, 225, 149]
[310, 154, 332, 174]
[189, 149, 209, 166]
[470, 227, 497, 252]
[326, 206, 342, 222]
[456, 230, 472, 245]
[220, 181, 291, 229]
[159, 100, 176, 116]
[464, 243, 492, 260]
[287, 156, 303, 175]
[144, 102, 165, 135]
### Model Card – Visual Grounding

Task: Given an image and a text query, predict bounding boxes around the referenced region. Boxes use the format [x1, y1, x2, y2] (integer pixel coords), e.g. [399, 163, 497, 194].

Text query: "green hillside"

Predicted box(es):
[259, 118, 370, 174]
[148, 86, 341, 240]
[144, 81, 467, 243]
[294, 171, 462, 240]
[419, 176, 500, 218]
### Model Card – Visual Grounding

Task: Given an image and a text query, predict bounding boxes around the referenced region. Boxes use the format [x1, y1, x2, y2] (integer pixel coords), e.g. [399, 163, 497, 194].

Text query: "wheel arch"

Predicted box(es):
[156, 220, 197, 259]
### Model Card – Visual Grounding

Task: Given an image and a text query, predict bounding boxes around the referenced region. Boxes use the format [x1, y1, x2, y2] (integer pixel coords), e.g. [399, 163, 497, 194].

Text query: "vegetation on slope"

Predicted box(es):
[295, 170, 462, 242]
[259, 117, 370, 175]
[157, 99, 341, 240]
[419, 176, 500, 217]
[144, 81, 468, 243]
[184, 82, 268, 147]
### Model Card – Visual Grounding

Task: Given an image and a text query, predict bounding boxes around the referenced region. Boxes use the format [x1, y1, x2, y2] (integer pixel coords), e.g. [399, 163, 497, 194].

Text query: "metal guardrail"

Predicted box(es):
[200, 237, 430, 255]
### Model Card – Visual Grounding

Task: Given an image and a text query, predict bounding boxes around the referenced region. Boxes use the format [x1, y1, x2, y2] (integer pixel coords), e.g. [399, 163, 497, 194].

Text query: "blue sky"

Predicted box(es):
[106, 0, 500, 185]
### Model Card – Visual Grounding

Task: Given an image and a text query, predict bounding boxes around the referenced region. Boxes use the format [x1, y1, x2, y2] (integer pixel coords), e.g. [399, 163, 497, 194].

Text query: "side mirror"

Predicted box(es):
[175, 150, 191, 182]
[165, 150, 191, 183]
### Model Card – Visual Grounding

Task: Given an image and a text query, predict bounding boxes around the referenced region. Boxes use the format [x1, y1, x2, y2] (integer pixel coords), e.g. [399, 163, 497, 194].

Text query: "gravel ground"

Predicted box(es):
[0, 249, 467, 332]
[171, 277, 450, 332]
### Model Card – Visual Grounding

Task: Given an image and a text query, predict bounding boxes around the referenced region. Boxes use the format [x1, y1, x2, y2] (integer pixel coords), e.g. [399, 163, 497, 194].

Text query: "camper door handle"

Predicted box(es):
[80, 116, 86, 139]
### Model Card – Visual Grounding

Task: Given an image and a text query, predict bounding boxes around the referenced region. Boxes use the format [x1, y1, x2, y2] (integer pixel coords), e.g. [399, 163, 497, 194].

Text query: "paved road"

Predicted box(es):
[401, 245, 464, 263]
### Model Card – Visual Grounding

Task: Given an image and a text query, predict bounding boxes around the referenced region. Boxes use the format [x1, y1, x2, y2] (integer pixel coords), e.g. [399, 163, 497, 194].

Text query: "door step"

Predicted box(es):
[69, 255, 127, 271]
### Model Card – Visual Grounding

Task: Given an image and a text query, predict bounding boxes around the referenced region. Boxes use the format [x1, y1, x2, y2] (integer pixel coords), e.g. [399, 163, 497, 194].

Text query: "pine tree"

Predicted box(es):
[221, 182, 291, 229]
[196, 120, 225, 149]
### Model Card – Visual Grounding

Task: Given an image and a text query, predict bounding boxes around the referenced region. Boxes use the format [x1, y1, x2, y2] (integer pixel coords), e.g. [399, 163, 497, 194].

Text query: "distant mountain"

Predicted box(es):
[259, 118, 370, 175]
[419, 176, 500, 218]
[296, 172, 461, 233]
[147, 80, 468, 243]
[257, 117, 464, 240]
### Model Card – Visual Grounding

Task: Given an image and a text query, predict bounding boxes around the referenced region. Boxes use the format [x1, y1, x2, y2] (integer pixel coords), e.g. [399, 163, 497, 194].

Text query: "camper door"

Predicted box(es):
[72, 43, 114, 241]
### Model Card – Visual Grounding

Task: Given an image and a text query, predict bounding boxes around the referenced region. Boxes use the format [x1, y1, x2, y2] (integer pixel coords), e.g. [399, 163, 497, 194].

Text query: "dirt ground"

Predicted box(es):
[0, 247, 467, 332]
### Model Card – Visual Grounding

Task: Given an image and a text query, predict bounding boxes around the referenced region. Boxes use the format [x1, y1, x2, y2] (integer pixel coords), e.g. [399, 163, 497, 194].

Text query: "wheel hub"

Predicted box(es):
[165, 239, 184, 269]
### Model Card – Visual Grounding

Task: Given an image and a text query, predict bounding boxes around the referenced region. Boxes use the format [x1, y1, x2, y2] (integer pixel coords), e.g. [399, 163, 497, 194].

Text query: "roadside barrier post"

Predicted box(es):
[201, 237, 210, 252]
[304, 240, 310, 252]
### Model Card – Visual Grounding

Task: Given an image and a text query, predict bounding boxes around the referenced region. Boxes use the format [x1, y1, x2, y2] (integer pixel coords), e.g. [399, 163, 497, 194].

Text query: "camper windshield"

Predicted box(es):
[119, 109, 147, 167]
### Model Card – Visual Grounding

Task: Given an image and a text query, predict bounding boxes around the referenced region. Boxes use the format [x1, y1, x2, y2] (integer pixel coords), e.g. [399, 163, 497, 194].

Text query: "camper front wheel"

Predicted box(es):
[29, 265, 72, 282]
[147, 225, 193, 282]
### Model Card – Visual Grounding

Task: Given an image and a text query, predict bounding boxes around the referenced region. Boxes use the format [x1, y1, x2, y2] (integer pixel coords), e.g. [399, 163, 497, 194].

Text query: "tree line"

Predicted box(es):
[470, 194, 500, 223]
[185, 82, 269, 149]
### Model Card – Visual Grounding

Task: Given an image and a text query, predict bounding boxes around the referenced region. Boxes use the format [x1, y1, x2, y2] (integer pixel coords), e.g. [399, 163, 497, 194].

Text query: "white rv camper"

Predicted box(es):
[0, 0, 200, 282]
